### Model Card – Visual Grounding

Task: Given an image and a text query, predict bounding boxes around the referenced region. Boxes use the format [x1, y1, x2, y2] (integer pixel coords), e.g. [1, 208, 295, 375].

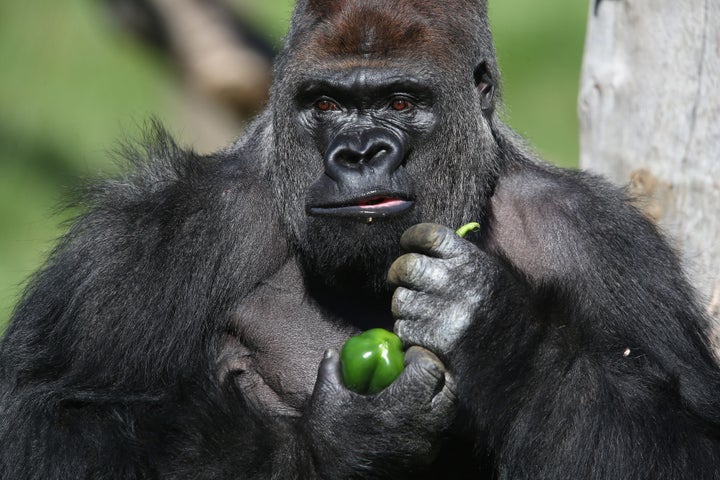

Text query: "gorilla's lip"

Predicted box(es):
[307, 194, 415, 218]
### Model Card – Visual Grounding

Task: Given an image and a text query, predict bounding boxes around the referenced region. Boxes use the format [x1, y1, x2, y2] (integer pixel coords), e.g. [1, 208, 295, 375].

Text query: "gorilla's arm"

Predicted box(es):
[0, 130, 285, 477]
[390, 160, 720, 477]
[482, 164, 720, 476]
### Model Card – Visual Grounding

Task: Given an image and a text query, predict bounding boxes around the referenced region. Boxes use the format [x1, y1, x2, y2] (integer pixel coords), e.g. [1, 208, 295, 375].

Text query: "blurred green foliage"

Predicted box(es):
[0, 0, 588, 330]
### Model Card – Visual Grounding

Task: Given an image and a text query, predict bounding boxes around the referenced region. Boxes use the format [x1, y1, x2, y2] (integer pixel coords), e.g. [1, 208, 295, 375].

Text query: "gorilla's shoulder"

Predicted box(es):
[80, 120, 272, 217]
[35, 120, 288, 317]
[495, 159, 631, 217]
[62, 119, 287, 270]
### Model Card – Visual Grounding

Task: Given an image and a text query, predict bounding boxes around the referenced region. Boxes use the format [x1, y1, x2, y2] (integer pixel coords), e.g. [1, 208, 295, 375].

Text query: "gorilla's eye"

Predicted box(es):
[390, 98, 414, 112]
[315, 99, 340, 111]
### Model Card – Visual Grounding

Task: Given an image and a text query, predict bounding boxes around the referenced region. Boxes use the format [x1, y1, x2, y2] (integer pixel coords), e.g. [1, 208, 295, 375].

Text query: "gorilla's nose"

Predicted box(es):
[324, 128, 405, 181]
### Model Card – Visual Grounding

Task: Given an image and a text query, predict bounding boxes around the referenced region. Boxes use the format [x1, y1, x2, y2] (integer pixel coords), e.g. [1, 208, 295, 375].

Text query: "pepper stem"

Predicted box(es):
[456, 222, 481, 238]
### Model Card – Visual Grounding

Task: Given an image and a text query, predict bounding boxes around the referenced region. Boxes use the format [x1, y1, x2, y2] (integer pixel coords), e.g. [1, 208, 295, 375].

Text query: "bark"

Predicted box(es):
[579, 0, 720, 326]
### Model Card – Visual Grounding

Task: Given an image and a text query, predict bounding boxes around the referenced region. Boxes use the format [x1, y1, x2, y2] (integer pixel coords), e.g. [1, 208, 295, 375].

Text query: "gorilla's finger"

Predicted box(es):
[387, 253, 449, 291]
[312, 349, 348, 399]
[391, 287, 449, 320]
[400, 223, 472, 259]
[403, 345, 444, 370]
[387, 346, 447, 404]
[395, 316, 465, 356]
[391, 286, 417, 318]
[394, 318, 426, 349]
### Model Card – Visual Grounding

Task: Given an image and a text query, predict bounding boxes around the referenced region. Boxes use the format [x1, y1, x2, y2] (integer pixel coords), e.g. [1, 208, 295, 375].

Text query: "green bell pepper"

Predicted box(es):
[340, 328, 405, 394]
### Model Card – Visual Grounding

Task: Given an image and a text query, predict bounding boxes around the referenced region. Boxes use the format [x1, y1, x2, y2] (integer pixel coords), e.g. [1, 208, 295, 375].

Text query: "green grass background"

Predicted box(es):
[0, 0, 589, 330]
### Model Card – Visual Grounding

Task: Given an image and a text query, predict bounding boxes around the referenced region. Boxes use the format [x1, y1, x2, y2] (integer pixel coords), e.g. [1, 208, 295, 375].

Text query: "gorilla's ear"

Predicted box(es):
[473, 61, 495, 113]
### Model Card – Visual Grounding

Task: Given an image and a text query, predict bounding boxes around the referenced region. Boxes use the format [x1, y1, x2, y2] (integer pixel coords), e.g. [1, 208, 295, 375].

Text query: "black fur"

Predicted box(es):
[3, 0, 720, 478]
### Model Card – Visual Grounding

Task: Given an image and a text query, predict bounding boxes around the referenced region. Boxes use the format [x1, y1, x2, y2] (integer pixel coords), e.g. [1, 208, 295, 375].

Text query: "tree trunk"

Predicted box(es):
[578, 0, 720, 328]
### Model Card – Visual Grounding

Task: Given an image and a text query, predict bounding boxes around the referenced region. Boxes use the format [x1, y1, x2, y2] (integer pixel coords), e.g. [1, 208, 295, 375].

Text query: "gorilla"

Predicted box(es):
[3, 0, 720, 478]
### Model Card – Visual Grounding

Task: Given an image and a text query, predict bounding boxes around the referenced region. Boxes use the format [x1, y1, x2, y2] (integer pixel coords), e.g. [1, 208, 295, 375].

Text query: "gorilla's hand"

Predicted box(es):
[305, 346, 456, 478]
[388, 223, 494, 358]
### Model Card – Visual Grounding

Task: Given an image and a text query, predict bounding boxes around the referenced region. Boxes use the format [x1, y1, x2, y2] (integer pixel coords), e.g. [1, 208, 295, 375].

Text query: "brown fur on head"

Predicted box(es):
[285, 0, 497, 76]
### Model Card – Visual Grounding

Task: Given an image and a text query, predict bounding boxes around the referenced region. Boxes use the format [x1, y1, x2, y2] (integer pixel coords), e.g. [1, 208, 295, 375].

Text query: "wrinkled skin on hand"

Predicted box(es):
[306, 346, 457, 478]
[388, 223, 499, 358]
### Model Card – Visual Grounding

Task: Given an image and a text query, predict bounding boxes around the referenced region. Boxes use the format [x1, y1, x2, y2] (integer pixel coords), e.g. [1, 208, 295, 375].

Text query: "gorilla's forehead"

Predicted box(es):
[294, 0, 483, 63]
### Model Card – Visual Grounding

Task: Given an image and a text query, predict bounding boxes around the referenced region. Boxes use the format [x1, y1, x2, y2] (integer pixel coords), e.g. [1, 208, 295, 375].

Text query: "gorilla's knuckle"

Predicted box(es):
[408, 364, 446, 399]
[394, 320, 421, 346]
[391, 287, 412, 317]
[405, 346, 444, 373]
[388, 253, 423, 286]
[401, 223, 441, 250]
[433, 225, 457, 248]
[415, 358, 445, 383]
[407, 254, 430, 283]
[394, 319, 410, 338]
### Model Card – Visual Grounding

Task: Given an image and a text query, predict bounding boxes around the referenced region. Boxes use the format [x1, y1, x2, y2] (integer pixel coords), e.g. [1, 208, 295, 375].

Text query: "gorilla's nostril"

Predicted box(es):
[337, 150, 363, 167]
[370, 146, 390, 160]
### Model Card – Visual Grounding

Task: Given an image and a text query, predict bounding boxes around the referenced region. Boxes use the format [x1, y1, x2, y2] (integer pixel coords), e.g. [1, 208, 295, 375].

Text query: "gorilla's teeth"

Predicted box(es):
[367, 217, 374, 224]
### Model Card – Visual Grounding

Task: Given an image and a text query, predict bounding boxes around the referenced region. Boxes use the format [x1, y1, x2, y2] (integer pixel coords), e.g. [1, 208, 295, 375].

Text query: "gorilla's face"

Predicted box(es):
[297, 65, 439, 264]
[268, 4, 500, 294]
[298, 67, 437, 223]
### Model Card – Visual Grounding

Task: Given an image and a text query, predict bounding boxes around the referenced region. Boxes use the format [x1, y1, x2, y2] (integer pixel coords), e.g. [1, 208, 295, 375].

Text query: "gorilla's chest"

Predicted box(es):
[222, 259, 357, 415]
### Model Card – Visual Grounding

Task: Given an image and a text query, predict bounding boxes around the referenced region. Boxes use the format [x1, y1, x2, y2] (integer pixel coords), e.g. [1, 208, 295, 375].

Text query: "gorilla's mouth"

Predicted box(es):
[307, 193, 415, 218]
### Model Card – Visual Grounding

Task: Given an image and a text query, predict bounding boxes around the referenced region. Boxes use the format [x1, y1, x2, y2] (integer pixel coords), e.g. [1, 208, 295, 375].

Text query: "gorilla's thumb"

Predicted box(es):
[312, 349, 346, 400]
